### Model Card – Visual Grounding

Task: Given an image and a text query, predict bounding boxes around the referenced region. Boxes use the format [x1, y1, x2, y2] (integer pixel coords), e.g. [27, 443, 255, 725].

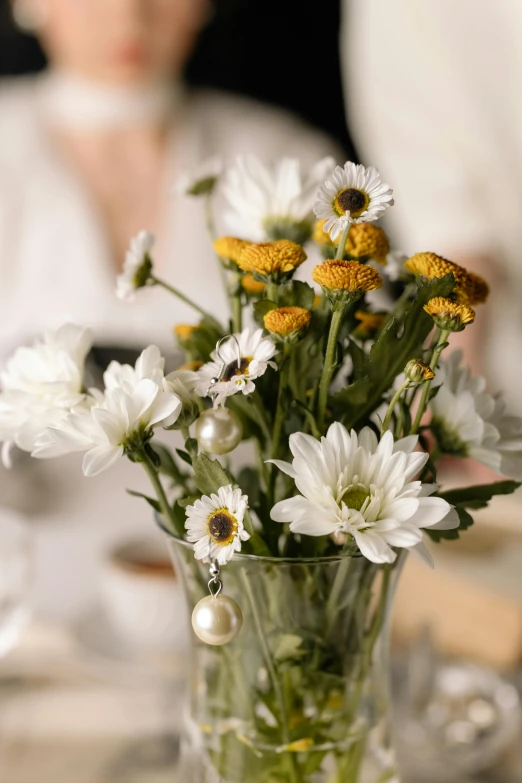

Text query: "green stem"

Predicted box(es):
[317, 301, 347, 432]
[231, 277, 243, 333]
[250, 391, 272, 443]
[335, 223, 352, 260]
[269, 343, 291, 503]
[139, 449, 184, 537]
[380, 378, 410, 436]
[266, 281, 277, 301]
[239, 569, 300, 783]
[411, 329, 450, 434]
[151, 275, 222, 330]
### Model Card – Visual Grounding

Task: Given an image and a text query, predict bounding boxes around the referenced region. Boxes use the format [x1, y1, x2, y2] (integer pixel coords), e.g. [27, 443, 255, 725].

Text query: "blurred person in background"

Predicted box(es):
[0, 0, 341, 623]
[342, 0, 521, 413]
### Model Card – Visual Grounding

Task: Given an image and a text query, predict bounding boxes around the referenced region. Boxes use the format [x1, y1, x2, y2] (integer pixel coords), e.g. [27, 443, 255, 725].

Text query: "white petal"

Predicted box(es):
[82, 445, 124, 477]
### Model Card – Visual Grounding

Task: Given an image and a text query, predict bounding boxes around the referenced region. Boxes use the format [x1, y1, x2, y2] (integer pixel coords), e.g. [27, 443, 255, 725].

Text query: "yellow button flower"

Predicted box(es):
[237, 240, 307, 280]
[264, 306, 311, 340]
[405, 252, 489, 306]
[174, 323, 197, 341]
[241, 273, 266, 295]
[312, 259, 382, 303]
[424, 297, 475, 332]
[345, 223, 390, 264]
[354, 310, 386, 338]
[213, 236, 251, 265]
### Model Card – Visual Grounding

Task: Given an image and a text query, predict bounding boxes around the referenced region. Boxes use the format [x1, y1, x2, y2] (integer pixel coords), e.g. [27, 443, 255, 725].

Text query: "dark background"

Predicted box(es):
[0, 0, 355, 158]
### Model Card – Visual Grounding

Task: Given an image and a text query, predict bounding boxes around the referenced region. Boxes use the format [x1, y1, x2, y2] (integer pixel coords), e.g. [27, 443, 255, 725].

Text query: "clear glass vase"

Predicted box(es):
[165, 532, 402, 783]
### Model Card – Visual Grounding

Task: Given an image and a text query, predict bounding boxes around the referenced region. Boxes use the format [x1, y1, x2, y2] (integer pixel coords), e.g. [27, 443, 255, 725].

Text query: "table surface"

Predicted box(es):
[1, 622, 521, 783]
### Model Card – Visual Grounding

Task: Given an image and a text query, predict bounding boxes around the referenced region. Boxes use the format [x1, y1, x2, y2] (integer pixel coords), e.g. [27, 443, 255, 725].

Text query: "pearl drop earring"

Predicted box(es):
[191, 559, 243, 646]
[13, 0, 47, 33]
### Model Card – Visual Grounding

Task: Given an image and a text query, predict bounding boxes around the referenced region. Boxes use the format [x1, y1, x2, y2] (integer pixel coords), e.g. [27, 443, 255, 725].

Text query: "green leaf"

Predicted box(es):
[273, 634, 305, 662]
[177, 495, 199, 509]
[275, 280, 315, 309]
[126, 489, 161, 513]
[253, 299, 277, 327]
[192, 453, 233, 496]
[438, 480, 521, 510]
[153, 443, 187, 481]
[175, 448, 192, 466]
[333, 275, 455, 429]
[426, 506, 474, 542]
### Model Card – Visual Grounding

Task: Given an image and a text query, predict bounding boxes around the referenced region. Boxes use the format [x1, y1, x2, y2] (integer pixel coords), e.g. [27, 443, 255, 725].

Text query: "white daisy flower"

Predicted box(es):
[116, 230, 155, 302]
[430, 351, 522, 479]
[222, 154, 336, 244]
[175, 155, 223, 197]
[185, 484, 250, 565]
[195, 328, 277, 407]
[269, 423, 453, 565]
[0, 324, 92, 465]
[32, 345, 182, 476]
[313, 162, 394, 240]
[380, 250, 409, 282]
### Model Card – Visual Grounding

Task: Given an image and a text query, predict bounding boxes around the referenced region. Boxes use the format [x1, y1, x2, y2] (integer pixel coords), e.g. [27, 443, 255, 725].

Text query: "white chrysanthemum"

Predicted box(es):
[195, 328, 277, 406]
[32, 346, 182, 476]
[380, 250, 409, 282]
[313, 162, 394, 240]
[0, 324, 92, 464]
[175, 155, 223, 197]
[222, 154, 336, 244]
[270, 423, 454, 565]
[430, 351, 522, 479]
[185, 484, 250, 565]
[116, 230, 155, 302]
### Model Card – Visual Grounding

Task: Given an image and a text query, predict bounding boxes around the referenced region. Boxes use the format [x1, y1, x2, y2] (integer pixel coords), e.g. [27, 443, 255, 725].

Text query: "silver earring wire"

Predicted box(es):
[205, 335, 242, 397]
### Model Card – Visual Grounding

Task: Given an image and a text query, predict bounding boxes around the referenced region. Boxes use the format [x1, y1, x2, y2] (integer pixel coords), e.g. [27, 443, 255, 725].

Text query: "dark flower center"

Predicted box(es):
[337, 188, 368, 214]
[222, 357, 251, 382]
[208, 511, 236, 543]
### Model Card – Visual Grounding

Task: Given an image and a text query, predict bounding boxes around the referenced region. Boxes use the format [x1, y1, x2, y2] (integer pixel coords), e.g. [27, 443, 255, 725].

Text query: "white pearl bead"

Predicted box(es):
[195, 408, 243, 455]
[191, 594, 243, 646]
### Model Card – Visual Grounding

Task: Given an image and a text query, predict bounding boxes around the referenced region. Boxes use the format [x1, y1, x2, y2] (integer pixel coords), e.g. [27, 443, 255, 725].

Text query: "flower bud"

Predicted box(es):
[405, 359, 435, 384]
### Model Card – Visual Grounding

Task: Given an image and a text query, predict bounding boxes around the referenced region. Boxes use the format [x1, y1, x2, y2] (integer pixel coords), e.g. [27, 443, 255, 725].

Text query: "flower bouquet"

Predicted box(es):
[2, 155, 522, 783]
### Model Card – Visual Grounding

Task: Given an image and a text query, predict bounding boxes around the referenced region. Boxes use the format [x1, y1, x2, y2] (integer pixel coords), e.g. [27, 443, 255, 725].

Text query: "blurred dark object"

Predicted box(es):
[0, 0, 355, 157]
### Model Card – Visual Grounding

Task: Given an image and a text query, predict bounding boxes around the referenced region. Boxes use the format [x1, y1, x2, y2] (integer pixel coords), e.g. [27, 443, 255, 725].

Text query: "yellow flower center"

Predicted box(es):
[333, 188, 369, 218]
[207, 509, 238, 545]
[312, 259, 382, 292]
[263, 306, 311, 336]
[222, 356, 252, 382]
[238, 240, 307, 278]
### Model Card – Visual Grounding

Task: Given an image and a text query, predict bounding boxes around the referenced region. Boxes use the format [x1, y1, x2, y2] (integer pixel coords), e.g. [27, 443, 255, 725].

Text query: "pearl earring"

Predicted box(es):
[195, 335, 243, 455]
[13, 0, 47, 32]
[191, 559, 243, 646]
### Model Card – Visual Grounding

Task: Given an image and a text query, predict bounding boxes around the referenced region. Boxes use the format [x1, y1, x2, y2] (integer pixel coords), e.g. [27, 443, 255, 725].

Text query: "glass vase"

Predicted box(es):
[165, 532, 402, 783]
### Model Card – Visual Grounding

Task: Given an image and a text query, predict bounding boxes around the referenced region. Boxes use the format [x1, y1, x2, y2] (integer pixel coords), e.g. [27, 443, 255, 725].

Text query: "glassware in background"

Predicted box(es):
[0, 510, 32, 658]
[395, 629, 521, 782]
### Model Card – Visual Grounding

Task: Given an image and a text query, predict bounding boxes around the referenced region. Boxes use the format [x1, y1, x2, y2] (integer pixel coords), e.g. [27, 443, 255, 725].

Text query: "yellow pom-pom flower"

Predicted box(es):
[238, 240, 307, 281]
[354, 310, 386, 338]
[404, 252, 489, 306]
[312, 259, 382, 303]
[345, 223, 390, 264]
[263, 306, 311, 341]
[241, 274, 266, 295]
[174, 324, 197, 342]
[213, 236, 251, 265]
[424, 297, 475, 332]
